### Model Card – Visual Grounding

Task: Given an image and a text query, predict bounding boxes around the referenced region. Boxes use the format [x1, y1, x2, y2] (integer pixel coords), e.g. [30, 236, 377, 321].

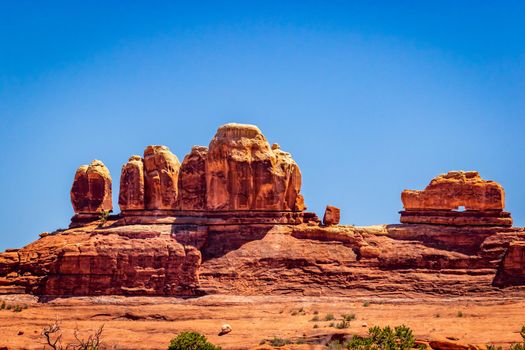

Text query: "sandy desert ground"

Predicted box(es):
[1, 294, 524, 349]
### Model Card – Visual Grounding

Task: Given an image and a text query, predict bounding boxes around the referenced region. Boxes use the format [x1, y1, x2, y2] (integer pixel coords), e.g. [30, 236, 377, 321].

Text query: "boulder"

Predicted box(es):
[178, 146, 208, 210]
[206, 123, 303, 211]
[70, 160, 112, 214]
[323, 205, 340, 226]
[143, 145, 180, 210]
[118, 155, 145, 210]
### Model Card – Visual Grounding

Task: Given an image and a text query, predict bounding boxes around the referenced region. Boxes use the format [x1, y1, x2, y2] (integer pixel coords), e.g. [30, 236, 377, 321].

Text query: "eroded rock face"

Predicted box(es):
[0, 225, 203, 296]
[206, 123, 303, 211]
[493, 241, 525, 287]
[70, 160, 112, 213]
[143, 145, 180, 210]
[119, 155, 145, 210]
[400, 171, 511, 226]
[178, 146, 208, 210]
[323, 205, 340, 226]
[402, 171, 505, 211]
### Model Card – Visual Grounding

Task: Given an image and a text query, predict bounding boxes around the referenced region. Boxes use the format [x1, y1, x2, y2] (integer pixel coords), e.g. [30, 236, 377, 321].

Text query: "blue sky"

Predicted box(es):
[1, 1, 524, 250]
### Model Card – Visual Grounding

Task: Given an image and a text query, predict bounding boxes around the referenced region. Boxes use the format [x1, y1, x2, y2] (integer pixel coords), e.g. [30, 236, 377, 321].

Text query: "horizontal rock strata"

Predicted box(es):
[400, 171, 511, 226]
[2, 222, 525, 296]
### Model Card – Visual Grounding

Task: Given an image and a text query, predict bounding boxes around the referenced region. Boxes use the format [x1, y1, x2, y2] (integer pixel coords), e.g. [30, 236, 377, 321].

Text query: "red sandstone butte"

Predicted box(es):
[70, 160, 112, 214]
[143, 145, 181, 210]
[119, 155, 145, 210]
[1, 123, 525, 299]
[206, 123, 302, 211]
[402, 170, 504, 211]
[178, 145, 208, 210]
[400, 171, 512, 226]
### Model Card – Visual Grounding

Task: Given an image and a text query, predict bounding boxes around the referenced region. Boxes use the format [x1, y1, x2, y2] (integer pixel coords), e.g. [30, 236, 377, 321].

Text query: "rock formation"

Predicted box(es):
[178, 146, 208, 210]
[400, 171, 512, 226]
[118, 155, 145, 210]
[493, 241, 525, 287]
[71, 160, 112, 214]
[143, 145, 181, 210]
[1, 123, 525, 298]
[206, 123, 302, 211]
[323, 205, 340, 226]
[116, 123, 306, 225]
[402, 171, 505, 211]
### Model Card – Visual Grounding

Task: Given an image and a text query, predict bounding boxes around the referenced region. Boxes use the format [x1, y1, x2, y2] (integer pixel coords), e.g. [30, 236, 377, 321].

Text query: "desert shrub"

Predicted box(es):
[335, 320, 350, 329]
[510, 326, 525, 350]
[98, 210, 111, 228]
[313, 324, 319, 329]
[311, 315, 320, 322]
[342, 314, 356, 322]
[313, 310, 319, 315]
[41, 319, 104, 350]
[12, 304, 22, 312]
[325, 313, 335, 321]
[168, 332, 221, 350]
[344, 325, 416, 350]
[267, 337, 293, 347]
[487, 345, 503, 350]
[457, 311, 463, 317]
[363, 301, 370, 307]
[0, 301, 5, 309]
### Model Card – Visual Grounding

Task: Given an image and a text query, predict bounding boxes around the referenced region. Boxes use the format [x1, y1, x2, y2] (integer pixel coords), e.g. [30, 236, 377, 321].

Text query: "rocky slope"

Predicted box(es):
[1, 221, 524, 296]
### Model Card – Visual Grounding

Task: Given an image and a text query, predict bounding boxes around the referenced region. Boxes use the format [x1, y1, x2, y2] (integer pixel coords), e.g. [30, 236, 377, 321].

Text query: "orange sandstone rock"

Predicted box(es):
[143, 145, 180, 209]
[323, 205, 340, 226]
[178, 146, 208, 210]
[493, 241, 525, 287]
[118, 155, 145, 210]
[206, 123, 302, 211]
[70, 160, 112, 214]
[401, 171, 505, 211]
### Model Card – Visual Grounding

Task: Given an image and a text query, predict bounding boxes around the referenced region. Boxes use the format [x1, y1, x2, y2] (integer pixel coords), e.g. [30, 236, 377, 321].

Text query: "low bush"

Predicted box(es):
[325, 313, 335, 321]
[168, 332, 221, 350]
[510, 326, 525, 350]
[340, 325, 417, 350]
[267, 337, 293, 347]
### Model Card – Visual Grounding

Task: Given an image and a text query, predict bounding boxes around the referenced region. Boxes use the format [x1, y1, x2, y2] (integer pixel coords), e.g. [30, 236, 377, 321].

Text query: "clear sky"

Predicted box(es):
[1, 1, 524, 251]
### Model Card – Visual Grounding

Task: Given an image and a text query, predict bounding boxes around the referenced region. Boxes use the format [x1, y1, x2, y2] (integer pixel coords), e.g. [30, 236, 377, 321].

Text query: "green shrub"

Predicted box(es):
[487, 345, 503, 350]
[510, 326, 525, 350]
[0, 301, 5, 310]
[345, 325, 416, 350]
[168, 332, 221, 350]
[363, 301, 370, 307]
[342, 314, 356, 322]
[13, 304, 22, 312]
[267, 337, 292, 347]
[325, 313, 335, 321]
[98, 210, 111, 228]
[335, 319, 350, 329]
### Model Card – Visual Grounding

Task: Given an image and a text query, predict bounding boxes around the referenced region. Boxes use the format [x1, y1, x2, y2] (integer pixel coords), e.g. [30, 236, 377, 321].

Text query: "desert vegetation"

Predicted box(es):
[328, 325, 419, 350]
[0, 300, 27, 312]
[167, 331, 221, 350]
[41, 319, 104, 350]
